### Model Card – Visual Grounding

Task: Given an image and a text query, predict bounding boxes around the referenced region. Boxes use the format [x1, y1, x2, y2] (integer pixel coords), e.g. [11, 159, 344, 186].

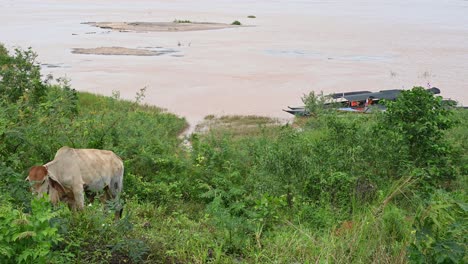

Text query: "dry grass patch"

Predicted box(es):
[194, 115, 282, 137]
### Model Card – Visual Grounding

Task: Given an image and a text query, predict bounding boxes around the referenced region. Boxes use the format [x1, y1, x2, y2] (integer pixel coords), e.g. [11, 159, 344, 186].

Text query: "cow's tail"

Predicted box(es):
[110, 162, 124, 220]
[110, 162, 124, 198]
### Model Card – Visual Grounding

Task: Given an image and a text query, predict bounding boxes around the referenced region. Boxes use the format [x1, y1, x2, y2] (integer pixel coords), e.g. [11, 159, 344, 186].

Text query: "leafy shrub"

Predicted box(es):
[382, 205, 411, 242]
[383, 87, 455, 181]
[58, 201, 150, 263]
[231, 20, 242, 25]
[258, 126, 313, 207]
[0, 197, 65, 263]
[0, 46, 46, 104]
[302, 91, 330, 116]
[408, 190, 467, 263]
[206, 196, 254, 254]
[318, 171, 357, 208]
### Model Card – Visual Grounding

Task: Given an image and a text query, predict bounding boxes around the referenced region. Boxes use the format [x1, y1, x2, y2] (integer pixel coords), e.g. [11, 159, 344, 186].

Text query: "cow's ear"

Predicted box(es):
[49, 178, 66, 194]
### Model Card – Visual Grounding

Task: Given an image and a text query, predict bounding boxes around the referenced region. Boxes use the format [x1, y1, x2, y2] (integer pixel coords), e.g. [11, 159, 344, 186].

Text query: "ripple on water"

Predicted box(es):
[264, 49, 393, 62]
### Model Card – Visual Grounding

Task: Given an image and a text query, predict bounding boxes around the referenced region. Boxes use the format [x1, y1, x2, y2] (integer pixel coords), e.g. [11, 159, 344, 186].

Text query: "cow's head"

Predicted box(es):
[26, 166, 66, 203]
[26, 166, 48, 195]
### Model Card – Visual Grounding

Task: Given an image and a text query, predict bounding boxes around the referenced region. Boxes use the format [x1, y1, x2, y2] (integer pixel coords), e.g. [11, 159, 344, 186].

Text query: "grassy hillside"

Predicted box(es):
[1, 46, 466, 263]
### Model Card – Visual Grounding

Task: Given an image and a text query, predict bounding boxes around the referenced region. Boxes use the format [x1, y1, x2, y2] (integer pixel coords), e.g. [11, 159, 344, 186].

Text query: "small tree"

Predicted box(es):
[383, 87, 455, 179]
[0, 45, 46, 104]
[302, 91, 330, 117]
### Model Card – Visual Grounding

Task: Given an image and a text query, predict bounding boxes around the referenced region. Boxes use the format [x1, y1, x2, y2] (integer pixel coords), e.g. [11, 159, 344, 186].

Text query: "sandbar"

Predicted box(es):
[83, 21, 240, 32]
[71, 47, 176, 56]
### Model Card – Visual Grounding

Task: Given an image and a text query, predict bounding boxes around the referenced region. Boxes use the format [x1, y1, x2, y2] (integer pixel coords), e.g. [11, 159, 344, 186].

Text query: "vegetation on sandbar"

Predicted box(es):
[173, 19, 192, 23]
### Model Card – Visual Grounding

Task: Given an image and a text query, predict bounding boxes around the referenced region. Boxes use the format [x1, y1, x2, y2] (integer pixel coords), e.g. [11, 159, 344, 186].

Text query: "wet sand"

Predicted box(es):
[1, 0, 467, 128]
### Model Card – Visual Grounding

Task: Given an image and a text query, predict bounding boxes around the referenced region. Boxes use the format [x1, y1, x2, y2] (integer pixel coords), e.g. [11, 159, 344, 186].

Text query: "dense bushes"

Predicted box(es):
[1, 45, 466, 263]
[408, 190, 467, 263]
[382, 87, 456, 182]
[0, 46, 46, 104]
[0, 197, 65, 263]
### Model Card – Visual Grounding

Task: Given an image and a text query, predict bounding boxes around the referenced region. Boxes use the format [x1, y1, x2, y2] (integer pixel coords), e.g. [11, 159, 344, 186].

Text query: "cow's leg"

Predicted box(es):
[73, 186, 85, 210]
[102, 186, 123, 220]
[65, 194, 77, 211]
[68, 200, 77, 211]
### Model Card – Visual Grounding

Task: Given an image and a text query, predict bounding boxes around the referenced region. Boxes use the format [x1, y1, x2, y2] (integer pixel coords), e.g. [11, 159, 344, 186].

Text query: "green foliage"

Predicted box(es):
[259, 126, 313, 207]
[58, 202, 149, 263]
[408, 190, 467, 263]
[302, 91, 329, 116]
[382, 205, 411, 242]
[247, 15, 256, 18]
[0, 45, 46, 104]
[206, 196, 254, 254]
[231, 20, 242, 25]
[318, 171, 357, 208]
[0, 163, 30, 205]
[0, 197, 65, 263]
[383, 87, 455, 180]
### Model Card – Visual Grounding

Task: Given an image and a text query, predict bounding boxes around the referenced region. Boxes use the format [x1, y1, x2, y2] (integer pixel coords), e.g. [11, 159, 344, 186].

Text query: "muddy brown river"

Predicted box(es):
[1, 0, 467, 128]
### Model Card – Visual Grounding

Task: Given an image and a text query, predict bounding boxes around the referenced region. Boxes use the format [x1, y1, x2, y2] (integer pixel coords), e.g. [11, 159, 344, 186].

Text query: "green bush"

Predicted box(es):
[0, 46, 46, 104]
[58, 202, 149, 263]
[408, 190, 467, 263]
[0, 197, 66, 263]
[382, 87, 455, 181]
[382, 205, 411, 242]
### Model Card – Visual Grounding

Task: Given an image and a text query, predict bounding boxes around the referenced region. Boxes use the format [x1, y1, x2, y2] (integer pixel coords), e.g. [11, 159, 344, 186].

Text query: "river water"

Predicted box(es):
[1, 0, 467, 127]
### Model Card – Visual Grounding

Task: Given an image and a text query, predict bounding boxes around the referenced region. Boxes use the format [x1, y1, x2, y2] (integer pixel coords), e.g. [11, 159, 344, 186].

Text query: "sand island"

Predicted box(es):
[71, 47, 177, 56]
[83, 21, 242, 33]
